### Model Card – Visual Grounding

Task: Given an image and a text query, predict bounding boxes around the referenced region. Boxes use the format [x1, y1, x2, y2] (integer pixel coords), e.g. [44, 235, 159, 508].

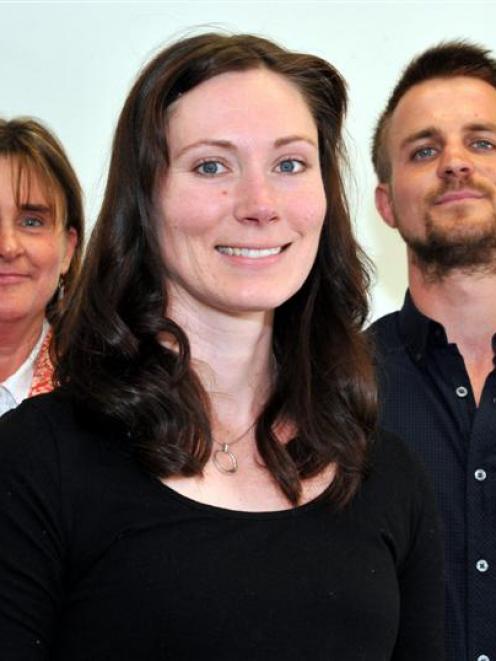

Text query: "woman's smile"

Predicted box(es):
[155, 68, 326, 317]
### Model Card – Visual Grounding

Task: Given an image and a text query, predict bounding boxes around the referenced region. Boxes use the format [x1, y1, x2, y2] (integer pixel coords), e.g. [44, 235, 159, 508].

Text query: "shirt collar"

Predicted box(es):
[398, 290, 448, 363]
[1, 320, 49, 407]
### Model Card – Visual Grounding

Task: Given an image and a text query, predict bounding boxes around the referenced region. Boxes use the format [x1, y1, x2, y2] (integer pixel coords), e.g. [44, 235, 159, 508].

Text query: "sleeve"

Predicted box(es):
[392, 460, 445, 660]
[0, 404, 66, 660]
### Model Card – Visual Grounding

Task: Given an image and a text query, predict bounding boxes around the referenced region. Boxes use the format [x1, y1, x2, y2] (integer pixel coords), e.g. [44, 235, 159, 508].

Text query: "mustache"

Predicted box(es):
[425, 179, 493, 205]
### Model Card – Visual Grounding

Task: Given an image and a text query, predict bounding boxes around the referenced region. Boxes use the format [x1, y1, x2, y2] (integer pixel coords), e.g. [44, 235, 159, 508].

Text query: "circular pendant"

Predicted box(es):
[213, 444, 238, 474]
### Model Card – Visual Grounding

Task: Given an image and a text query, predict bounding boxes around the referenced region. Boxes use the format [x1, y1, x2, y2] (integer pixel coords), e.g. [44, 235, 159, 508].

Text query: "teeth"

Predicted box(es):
[216, 246, 282, 258]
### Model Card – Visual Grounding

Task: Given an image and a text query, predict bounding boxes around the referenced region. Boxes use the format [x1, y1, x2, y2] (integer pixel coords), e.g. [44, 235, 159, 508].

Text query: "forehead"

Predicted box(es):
[388, 76, 496, 148]
[166, 68, 317, 147]
[0, 155, 55, 207]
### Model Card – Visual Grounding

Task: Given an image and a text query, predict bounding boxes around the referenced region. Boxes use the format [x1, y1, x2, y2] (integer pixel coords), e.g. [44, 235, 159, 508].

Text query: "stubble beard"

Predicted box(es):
[395, 185, 496, 281]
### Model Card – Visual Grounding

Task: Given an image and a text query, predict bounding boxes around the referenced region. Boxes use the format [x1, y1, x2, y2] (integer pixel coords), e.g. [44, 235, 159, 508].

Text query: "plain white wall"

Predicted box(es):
[1, 1, 494, 320]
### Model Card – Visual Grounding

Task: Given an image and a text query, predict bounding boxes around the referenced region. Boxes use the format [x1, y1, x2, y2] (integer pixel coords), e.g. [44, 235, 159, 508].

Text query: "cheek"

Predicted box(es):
[292, 184, 327, 233]
[160, 191, 226, 241]
[395, 167, 437, 201]
[31, 237, 66, 271]
[479, 163, 496, 183]
[390, 178, 419, 214]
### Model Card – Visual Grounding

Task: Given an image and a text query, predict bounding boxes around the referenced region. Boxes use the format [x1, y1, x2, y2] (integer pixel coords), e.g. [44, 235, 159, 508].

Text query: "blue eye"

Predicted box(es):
[21, 216, 43, 228]
[472, 139, 494, 151]
[276, 159, 305, 173]
[411, 146, 437, 161]
[195, 161, 226, 176]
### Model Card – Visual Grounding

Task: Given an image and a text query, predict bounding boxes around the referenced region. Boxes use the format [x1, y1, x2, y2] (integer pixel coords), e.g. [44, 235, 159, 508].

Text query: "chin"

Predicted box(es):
[218, 300, 281, 316]
[0, 309, 35, 325]
[219, 283, 304, 314]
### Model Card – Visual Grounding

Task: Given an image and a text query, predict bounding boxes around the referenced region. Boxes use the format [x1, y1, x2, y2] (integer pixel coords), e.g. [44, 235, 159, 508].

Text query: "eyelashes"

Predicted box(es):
[409, 138, 496, 162]
[193, 157, 308, 177]
[275, 159, 306, 174]
[21, 216, 45, 228]
[410, 146, 438, 162]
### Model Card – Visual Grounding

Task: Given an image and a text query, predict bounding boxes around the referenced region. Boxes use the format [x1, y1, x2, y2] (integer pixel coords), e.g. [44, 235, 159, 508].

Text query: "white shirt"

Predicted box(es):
[0, 320, 49, 417]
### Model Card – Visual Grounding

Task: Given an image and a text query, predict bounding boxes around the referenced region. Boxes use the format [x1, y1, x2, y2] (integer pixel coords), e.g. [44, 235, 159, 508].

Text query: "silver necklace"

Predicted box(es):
[212, 423, 255, 475]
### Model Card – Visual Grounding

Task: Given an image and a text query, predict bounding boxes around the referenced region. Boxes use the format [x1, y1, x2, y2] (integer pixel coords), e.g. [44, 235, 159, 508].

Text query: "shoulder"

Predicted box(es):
[370, 427, 416, 467]
[1, 387, 124, 439]
[365, 428, 435, 510]
[0, 390, 126, 484]
[0, 391, 66, 458]
[0, 390, 140, 550]
[356, 430, 441, 570]
[367, 312, 403, 355]
[0, 393, 79, 500]
[1, 390, 80, 450]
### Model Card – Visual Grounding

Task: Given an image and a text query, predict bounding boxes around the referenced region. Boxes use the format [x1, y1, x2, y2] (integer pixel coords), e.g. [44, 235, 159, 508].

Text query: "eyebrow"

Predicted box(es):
[19, 203, 52, 214]
[465, 122, 496, 133]
[400, 127, 441, 150]
[400, 122, 496, 150]
[274, 135, 317, 148]
[175, 135, 317, 158]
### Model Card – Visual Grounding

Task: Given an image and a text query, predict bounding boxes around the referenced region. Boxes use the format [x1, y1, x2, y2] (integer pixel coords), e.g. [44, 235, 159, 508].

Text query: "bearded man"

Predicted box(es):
[370, 41, 496, 661]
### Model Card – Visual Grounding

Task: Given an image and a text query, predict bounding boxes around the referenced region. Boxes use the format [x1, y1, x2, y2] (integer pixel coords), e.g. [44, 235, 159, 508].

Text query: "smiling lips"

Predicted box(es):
[0, 273, 30, 283]
[216, 245, 286, 258]
[434, 189, 486, 205]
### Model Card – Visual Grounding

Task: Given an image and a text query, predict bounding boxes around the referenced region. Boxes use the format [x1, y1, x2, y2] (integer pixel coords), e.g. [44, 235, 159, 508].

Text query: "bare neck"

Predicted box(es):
[409, 257, 496, 403]
[167, 296, 275, 436]
[0, 316, 45, 382]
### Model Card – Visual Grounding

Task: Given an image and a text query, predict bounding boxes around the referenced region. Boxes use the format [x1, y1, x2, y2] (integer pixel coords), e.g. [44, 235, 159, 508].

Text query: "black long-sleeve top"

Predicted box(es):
[370, 291, 496, 661]
[0, 390, 444, 660]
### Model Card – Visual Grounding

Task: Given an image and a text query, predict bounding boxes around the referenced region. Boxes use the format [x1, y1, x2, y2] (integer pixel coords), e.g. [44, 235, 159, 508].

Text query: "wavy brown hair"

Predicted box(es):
[55, 33, 377, 506]
[0, 117, 84, 322]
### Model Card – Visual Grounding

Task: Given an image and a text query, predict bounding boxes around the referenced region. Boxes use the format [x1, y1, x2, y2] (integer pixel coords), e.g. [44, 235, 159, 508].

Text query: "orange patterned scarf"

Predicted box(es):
[28, 327, 54, 397]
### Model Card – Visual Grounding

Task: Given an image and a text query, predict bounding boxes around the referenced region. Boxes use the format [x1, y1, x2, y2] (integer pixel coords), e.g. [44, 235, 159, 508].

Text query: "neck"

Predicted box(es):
[166, 293, 275, 437]
[409, 259, 496, 348]
[409, 257, 496, 402]
[0, 316, 45, 382]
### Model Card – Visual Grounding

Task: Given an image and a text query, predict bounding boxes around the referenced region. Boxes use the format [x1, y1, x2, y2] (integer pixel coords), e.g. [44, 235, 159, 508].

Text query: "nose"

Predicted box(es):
[233, 172, 279, 224]
[0, 224, 23, 261]
[437, 144, 474, 182]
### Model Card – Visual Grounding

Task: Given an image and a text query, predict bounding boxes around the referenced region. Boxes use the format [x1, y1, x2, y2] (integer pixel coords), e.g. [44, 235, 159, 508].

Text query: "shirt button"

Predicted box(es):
[476, 559, 489, 572]
[456, 386, 468, 398]
[477, 655, 490, 661]
[475, 469, 487, 481]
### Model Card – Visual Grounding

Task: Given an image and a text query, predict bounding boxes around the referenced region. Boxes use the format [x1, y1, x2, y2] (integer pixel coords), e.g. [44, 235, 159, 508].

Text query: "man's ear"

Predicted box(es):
[375, 183, 397, 229]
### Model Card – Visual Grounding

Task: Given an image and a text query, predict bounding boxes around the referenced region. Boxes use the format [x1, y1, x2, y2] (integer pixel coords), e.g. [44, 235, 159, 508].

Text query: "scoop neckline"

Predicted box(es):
[153, 477, 331, 520]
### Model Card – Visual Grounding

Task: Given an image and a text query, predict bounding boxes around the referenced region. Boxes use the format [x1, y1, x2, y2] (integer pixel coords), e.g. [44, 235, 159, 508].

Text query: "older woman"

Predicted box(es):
[0, 119, 83, 415]
[0, 34, 443, 659]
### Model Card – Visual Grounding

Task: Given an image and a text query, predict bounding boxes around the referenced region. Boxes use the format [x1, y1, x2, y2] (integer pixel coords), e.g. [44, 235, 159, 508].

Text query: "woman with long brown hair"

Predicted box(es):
[0, 33, 443, 659]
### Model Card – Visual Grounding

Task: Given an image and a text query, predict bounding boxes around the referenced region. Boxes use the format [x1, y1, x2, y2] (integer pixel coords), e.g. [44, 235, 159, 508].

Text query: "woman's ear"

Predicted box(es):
[61, 227, 78, 274]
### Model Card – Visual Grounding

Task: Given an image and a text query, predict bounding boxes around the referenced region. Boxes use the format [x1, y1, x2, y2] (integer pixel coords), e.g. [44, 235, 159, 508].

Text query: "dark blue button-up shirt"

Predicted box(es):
[370, 292, 496, 661]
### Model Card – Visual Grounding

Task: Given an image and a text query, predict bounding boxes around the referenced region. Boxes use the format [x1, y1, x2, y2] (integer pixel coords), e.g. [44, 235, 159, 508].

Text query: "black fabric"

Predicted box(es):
[370, 291, 496, 661]
[0, 391, 443, 660]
